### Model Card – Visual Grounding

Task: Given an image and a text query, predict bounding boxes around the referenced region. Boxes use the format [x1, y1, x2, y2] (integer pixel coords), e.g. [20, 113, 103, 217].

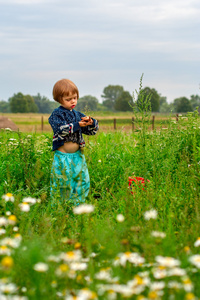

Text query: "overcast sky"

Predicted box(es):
[0, 0, 199, 103]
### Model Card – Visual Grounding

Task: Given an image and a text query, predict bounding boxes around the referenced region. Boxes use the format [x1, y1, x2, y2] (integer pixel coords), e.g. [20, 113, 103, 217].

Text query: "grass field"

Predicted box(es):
[0, 111, 200, 299]
[1, 112, 180, 133]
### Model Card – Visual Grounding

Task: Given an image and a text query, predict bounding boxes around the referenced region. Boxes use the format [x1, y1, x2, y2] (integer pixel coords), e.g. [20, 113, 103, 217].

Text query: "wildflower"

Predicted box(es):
[0, 217, 8, 227]
[185, 293, 196, 300]
[55, 264, 69, 276]
[1, 236, 21, 248]
[90, 252, 97, 258]
[0, 245, 11, 255]
[168, 281, 182, 290]
[184, 246, 191, 254]
[8, 215, 17, 225]
[144, 209, 157, 220]
[0, 228, 6, 235]
[115, 252, 145, 267]
[70, 262, 88, 271]
[152, 267, 167, 279]
[48, 255, 61, 263]
[194, 237, 200, 247]
[98, 159, 102, 162]
[13, 226, 19, 232]
[2, 193, 14, 202]
[127, 274, 150, 289]
[1, 256, 14, 269]
[107, 290, 117, 300]
[33, 262, 49, 272]
[77, 289, 98, 300]
[6, 211, 11, 216]
[73, 204, 95, 215]
[168, 267, 186, 277]
[182, 277, 193, 292]
[22, 197, 37, 205]
[19, 202, 30, 212]
[155, 256, 180, 268]
[0, 283, 17, 294]
[51, 280, 57, 288]
[148, 291, 160, 299]
[151, 231, 166, 238]
[74, 242, 81, 249]
[116, 214, 125, 222]
[95, 268, 112, 281]
[21, 287, 27, 292]
[60, 250, 82, 262]
[150, 281, 165, 291]
[189, 254, 200, 268]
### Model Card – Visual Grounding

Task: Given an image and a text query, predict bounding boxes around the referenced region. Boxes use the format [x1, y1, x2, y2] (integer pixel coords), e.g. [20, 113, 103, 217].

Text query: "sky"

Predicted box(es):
[0, 0, 200, 103]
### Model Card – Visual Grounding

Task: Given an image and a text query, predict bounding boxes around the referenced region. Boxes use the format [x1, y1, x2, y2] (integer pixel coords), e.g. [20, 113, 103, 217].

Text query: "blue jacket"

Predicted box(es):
[48, 106, 99, 151]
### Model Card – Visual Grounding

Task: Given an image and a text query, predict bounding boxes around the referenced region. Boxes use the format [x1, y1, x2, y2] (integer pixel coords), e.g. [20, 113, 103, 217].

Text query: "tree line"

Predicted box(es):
[0, 85, 200, 113]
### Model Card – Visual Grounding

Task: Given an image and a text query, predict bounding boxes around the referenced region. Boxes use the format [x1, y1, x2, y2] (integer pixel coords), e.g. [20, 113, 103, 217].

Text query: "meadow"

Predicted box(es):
[0, 110, 200, 299]
[1, 112, 178, 133]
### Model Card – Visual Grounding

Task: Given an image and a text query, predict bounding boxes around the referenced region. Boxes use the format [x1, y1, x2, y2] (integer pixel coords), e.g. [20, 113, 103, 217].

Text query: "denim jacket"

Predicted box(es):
[48, 106, 99, 151]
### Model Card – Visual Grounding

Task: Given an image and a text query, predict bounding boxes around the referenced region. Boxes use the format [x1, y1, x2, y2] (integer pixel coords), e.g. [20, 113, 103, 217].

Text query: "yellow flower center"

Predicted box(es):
[125, 251, 131, 257]
[1, 256, 14, 268]
[135, 275, 144, 285]
[6, 193, 13, 197]
[59, 264, 69, 272]
[66, 251, 75, 258]
[185, 293, 195, 300]
[148, 291, 158, 299]
[8, 215, 17, 222]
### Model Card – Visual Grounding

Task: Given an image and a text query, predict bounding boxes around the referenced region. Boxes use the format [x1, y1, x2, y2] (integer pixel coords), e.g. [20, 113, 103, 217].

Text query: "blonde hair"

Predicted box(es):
[52, 79, 79, 103]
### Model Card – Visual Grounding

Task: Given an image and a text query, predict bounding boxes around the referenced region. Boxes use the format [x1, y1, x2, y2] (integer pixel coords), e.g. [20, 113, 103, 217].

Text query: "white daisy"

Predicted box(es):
[144, 209, 157, 220]
[116, 214, 125, 222]
[73, 204, 94, 215]
[33, 262, 49, 272]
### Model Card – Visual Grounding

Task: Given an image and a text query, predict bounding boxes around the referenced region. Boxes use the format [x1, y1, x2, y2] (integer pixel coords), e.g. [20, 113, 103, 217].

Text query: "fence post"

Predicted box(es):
[41, 116, 44, 132]
[114, 118, 116, 130]
[152, 115, 155, 130]
[176, 114, 179, 122]
[132, 117, 134, 132]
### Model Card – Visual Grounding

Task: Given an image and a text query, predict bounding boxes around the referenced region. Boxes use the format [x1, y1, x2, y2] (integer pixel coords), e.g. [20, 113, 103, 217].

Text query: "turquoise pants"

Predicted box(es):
[50, 150, 90, 206]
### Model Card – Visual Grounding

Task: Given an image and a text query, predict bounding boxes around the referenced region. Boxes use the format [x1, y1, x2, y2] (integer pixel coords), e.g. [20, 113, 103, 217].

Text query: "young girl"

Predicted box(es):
[48, 79, 99, 206]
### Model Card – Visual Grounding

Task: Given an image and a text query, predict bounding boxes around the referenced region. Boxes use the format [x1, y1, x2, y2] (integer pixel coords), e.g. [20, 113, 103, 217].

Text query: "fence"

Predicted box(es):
[40, 114, 180, 132]
[94, 114, 180, 132]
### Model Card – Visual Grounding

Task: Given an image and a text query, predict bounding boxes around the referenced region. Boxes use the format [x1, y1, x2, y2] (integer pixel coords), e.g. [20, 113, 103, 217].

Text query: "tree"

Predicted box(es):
[138, 87, 160, 112]
[33, 93, 58, 113]
[101, 85, 124, 111]
[0, 101, 10, 113]
[115, 91, 133, 111]
[159, 96, 172, 113]
[173, 97, 192, 113]
[76, 95, 99, 111]
[25, 95, 38, 113]
[160, 96, 167, 106]
[190, 94, 200, 111]
[9, 93, 28, 113]
[9, 93, 38, 113]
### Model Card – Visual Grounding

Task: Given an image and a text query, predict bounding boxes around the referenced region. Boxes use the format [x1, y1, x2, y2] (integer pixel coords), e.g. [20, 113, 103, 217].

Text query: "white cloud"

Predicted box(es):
[0, 0, 53, 3]
[0, 0, 199, 102]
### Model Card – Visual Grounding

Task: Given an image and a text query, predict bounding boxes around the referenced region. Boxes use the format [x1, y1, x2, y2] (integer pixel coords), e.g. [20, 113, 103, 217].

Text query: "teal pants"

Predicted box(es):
[50, 150, 90, 206]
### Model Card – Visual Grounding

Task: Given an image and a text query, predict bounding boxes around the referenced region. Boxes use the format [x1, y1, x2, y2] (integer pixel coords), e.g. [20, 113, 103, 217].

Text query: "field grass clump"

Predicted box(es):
[0, 111, 200, 299]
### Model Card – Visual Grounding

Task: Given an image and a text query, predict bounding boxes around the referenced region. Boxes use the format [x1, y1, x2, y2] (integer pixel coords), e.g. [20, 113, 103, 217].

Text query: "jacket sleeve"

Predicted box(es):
[80, 114, 99, 136]
[48, 111, 80, 137]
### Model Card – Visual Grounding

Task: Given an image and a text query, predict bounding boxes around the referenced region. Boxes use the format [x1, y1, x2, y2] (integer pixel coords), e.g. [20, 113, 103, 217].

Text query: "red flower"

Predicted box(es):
[128, 176, 150, 194]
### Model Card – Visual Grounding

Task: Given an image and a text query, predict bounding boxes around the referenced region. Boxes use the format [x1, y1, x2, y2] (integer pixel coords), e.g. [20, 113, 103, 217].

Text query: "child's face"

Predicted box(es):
[60, 93, 78, 110]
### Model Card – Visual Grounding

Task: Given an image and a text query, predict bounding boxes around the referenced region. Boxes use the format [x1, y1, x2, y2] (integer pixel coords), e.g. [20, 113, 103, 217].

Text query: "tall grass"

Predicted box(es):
[0, 108, 200, 299]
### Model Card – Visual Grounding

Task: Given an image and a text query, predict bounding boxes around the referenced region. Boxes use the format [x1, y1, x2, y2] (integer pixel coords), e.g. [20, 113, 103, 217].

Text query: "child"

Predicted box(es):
[48, 79, 99, 206]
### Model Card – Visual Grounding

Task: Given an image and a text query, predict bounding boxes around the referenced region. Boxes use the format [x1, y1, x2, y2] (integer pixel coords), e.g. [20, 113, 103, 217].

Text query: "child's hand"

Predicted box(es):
[79, 116, 93, 127]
